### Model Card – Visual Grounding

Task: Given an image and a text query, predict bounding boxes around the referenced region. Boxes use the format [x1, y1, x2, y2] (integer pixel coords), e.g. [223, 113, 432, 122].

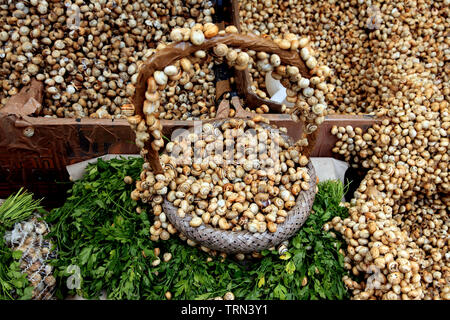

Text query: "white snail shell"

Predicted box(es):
[298, 77, 310, 88]
[300, 47, 310, 60]
[154, 71, 168, 85]
[299, 37, 309, 48]
[190, 29, 205, 46]
[236, 51, 250, 66]
[306, 56, 317, 69]
[23, 126, 34, 137]
[190, 216, 203, 227]
[287, 66, 299, 76]
[257, 61, 273, 72]
[226, 49, 238, 62]
[164, 65, 178, 76]
[170, 29, 183, 42]
[143, 100, 159, 115]
[270, 54, 281, 67]
[180, 58, 192, 72]
[213, 43, 228, 57]
[303, 87, 314, 97]
[145, 91, 160, 102]
[306, 123, 318, 133]
[312, 103, 326, 115]
[194, 50, 206, 58]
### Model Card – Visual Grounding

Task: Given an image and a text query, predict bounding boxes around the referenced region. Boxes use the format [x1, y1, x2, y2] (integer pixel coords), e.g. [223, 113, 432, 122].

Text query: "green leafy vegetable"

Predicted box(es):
[0, 188, 42, 231]
[0, 189, 40, 300]
[47, 157, 350, 300]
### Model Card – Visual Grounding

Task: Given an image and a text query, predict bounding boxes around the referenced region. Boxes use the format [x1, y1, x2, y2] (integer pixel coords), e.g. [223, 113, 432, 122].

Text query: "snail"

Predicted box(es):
[213, 44, 228, 57]
[190, 29, 205, 46]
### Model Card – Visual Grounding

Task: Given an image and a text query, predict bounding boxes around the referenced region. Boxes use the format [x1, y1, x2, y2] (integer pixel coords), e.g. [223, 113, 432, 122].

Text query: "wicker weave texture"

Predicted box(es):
[164, 161, 317, 254]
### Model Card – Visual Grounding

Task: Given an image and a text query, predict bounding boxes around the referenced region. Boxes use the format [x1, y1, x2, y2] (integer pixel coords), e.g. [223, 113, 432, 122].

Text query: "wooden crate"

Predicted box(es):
[0, 0, 379, 202]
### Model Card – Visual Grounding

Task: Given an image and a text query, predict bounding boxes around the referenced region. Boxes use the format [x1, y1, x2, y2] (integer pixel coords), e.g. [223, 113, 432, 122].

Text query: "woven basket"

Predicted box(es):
[161, 119, 317, 254]
[130, 32, 322, 253]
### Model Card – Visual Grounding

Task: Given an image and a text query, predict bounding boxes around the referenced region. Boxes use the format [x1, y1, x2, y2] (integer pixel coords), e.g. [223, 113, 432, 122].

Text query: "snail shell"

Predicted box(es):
[248, 222, 258, 233]
[202, 212, 211, 224]
[164, 65, 178, 76]
[298, 77, 310, 88]
[303, 87, 314, 97]
[193, 51, 206, 59]
[190, 183, 201, 194]
[284, 33, 298, 42]
[199, 186, 211, 197]
[257, 221, 267, 233]
[180, 28, 191, 41]
[23, 127, 34, 137]
[226, 49, 238, 62]
[147, 77, 157, 92]
[278, 39, 291, 50]
[257, 61, 273, 72]
[225, 25, 238, 33]
[273, 197, 284, 208]
[127, 115, 142, 125]
[145, 91, 160, 102]
[204, 24, 219, 38]
[213, 43, 228, 57]
[267, 221, 277, 233]
[287, 66, 299, 76]
[202, 123, 214, 134]
[143, 100, 159, 115]
[299, 37, 309, 48]
[236, 52, 250, 66]
[300, 47, 310, 60]
[190, 29, 205, 46]
[169, 70, 182, 81]
[218, 217, 230, 230]
[154, 71, 168, 85]
[243, 160, 253, 172]
[170, 29, 183, 42]
[180, 58, 192, 72]
[306, 56, 317, 69]
[278, 244, 288, 255]
[235, 166, 245, 178]
[178, 182, 191, 193]
[280, 189, 291, 202]
[167, 191, 176, 202]
[270, 54, 281, 67]
[312, 103, 326, 115]
[120, 104, 135, 116]
[190, 216, 203, 227]
[315, 116, 325, 125]
[306, 123, 318, 134]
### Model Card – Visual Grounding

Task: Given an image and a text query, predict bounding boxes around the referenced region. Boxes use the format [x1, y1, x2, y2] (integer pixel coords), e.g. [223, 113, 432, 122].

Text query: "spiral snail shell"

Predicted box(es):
[190, 29, 205, 46]
[213, 43, 228, 57]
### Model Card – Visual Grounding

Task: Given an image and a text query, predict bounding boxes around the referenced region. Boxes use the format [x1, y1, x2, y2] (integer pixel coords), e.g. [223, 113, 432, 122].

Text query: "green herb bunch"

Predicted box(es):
[47, 157, 350, 300]
[46, 157, 155, 300]
[0, 189, 42, 300]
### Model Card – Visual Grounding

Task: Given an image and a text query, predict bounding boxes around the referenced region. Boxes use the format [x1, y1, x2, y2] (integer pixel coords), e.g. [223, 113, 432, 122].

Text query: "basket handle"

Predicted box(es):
[131, 33, 320, 173]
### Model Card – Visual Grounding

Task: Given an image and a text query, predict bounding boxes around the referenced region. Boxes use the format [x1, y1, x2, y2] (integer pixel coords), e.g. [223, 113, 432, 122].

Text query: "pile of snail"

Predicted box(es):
[135, 117, 312, 238]
[0, 0, 215, 118]
[328, 77, 448, 300]
[126, 25, 330, 247]
[127, 23, 331, 153]
[238, 0, 449, 300]
[121, 53, 217, 121]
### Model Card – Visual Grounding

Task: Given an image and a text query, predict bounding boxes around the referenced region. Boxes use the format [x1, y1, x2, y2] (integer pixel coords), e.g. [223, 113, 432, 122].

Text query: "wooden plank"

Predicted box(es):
[0, 110, 378, 199]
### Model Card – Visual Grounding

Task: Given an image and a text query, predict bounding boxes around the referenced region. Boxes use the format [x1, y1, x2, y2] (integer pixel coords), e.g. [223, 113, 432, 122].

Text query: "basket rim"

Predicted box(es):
[161, 118, 317, 253]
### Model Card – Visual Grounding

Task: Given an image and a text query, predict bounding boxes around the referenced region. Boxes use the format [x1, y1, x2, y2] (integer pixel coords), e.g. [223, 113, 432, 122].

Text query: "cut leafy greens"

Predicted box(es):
[46, 157, 350, 300]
